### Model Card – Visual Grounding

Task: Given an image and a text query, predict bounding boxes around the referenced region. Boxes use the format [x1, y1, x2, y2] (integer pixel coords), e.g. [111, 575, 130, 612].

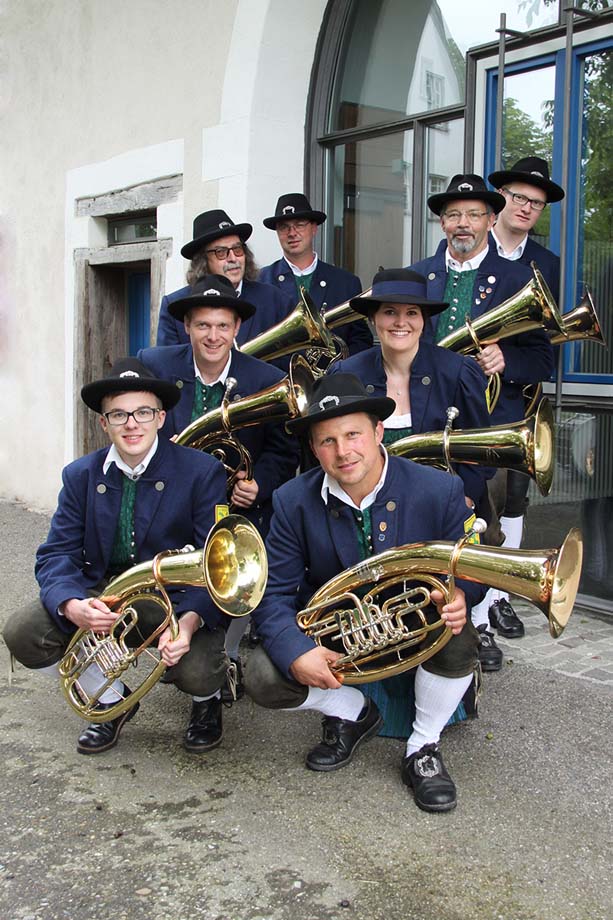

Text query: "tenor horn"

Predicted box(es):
[322, 287, 372, 329]
[241, 287, 336, 363]
[297, 528, 582, 684]
[388, 397, 555, 496]
[59, 515, 268, 722]
[175, 355, 314, 491]
[549, 287, 607, 346]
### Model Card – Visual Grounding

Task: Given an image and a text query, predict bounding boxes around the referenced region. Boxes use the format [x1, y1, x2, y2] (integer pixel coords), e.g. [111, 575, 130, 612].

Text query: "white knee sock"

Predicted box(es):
[192, 691, 221, 703]
[406, 665, 473, 757]
[293, 685, 365, 721]
[490, 515, 525, 604]
[471, 589, 495, 627]
[225, 616, 249, 660]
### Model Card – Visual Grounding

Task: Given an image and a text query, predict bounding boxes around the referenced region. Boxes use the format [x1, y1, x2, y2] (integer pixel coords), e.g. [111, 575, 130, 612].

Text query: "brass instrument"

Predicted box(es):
[175, 355, 314, 492]
[241, 287, 337, 364]
[388, 397, 555, 496]
[59, 515, 268, 722]
[322, 287, 372, 330]
[437, 263, 567, 412]
[549, 287, 607, 346]
[297, 527, 582, 684]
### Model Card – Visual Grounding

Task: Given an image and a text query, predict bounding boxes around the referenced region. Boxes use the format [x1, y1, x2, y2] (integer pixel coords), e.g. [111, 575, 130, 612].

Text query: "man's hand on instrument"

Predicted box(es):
[231, 471, 259, 509]
[290, 646, 345, 689]
[431, 587, 467, 635]
[158, 611, 201, 667]
[62, 597, 118, 633]
[475, 343, 505, 376]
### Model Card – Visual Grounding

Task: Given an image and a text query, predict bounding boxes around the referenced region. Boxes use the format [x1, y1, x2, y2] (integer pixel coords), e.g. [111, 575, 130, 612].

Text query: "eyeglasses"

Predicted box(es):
[502, 188, 547, 211]
[276, 219, 311, 234]
[205, 243, 246, 259]
[103, 407, 160, 426]
[442, 210, 489, 224]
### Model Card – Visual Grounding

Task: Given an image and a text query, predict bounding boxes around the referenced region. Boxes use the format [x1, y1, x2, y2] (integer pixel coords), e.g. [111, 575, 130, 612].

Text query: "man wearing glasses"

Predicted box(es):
[259, 193, 373, 356]
[489, 156, 564, 302]
[410, 174, 555, 670]
[156, 209, 293, 347]
[480, 159, 565, 639]
[3, 358, 232, 756]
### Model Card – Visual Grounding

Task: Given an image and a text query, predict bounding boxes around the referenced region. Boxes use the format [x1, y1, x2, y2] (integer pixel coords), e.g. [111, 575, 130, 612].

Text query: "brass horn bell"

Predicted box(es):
[549, 286, 607, 346]
[59, 515, 268, 722]
[241, 288, 336, 363]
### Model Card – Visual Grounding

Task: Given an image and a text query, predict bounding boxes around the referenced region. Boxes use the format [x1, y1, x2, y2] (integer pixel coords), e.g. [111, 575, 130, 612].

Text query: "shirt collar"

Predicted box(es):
[491, 227, 526, 261]
[320, 447, 389, 512]
[285, 253, 318, 277]
[235, 279, 243, 295]
[445, 243, 489, 273]
[193, 351, 232, 386]
[103, 436, 159, 481]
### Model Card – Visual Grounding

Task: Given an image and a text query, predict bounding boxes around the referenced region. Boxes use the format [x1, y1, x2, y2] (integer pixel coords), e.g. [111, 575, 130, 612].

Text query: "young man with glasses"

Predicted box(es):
[259, 193, 373, 356]
[3, 358, 233, 756]
[409, 174, 555, 670]
[156, 209, 294, 348]
[479, 159, 565, 638]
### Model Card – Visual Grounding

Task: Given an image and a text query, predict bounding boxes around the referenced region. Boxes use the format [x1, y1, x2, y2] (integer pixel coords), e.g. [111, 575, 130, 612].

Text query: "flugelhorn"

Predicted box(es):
[297, 528, 582, 683]
[59, 515, 267, 722]
[241, 287, 336, 363]
[175, 354, 314, 491]
[437, 263, 566, 412]
[388, 397, 555, 496]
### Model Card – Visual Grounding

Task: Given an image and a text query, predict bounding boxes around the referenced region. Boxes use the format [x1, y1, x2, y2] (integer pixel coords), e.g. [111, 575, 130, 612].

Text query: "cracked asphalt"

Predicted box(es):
[1, 499, 612, 920]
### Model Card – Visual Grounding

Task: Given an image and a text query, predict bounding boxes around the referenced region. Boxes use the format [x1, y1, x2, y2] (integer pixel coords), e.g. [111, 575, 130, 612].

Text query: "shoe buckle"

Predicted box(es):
[415, 753, 440, 778]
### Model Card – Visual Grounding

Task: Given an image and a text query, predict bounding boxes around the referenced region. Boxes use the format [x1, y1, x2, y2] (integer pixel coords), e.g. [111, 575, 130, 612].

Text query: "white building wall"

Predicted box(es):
[0, 0, 326, 509]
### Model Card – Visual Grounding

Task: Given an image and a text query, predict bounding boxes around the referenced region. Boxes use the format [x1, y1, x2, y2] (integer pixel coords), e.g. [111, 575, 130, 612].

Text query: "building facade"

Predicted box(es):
[1, 0, 611, 613]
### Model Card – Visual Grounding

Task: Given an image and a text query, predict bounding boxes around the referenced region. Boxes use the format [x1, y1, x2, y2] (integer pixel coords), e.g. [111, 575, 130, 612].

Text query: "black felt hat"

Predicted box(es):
[263, 193, 327, 229]
[167, 275, 256, 323]
[181, 209, 253, 260]
[488, 156, 565, 203]
[81, 357, 180, 413]
[286, 373, 395, 435]
[350, 269, 448, 318]
[428, 174, 506, 216]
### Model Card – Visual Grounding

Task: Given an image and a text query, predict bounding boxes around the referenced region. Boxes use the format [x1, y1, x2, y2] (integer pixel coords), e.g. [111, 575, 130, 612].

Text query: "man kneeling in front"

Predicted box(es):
[245, 374, 483, 812]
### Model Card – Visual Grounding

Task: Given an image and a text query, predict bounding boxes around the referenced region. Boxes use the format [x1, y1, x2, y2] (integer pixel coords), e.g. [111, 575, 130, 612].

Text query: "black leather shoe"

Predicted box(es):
[305, 699, 382, 772]
[488, 598, 525, 638]
[77, 689, 140, 755]
[221, 657, 244, 703]
[183, 696, 223, 753]
[477, 624, 503, 672]
[401, 744, 457, 812]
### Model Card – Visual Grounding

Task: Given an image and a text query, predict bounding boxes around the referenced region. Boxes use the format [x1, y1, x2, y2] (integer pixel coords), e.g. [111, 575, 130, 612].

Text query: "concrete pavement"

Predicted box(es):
[1, 498, 612, 920]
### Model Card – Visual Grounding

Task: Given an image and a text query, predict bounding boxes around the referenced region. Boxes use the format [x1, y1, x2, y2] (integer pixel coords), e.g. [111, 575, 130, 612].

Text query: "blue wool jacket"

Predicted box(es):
[259, 256, 373, 355]
[330, 342, 492, 504]
[36, 437, 228, 632]
[138, 345, 300, 535]
[253, 456, 486, 677]
[410, 238, 555, 423]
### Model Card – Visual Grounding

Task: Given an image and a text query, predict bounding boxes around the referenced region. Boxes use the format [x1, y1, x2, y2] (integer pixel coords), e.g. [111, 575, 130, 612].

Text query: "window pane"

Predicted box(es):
[329, 130, 413, 283]
[499, 66, 556, 247]
[572, 48, 613, 377]
[330, 0, 559, 131]
[423, 118, 465, 254]
[527, 408, 613, 608]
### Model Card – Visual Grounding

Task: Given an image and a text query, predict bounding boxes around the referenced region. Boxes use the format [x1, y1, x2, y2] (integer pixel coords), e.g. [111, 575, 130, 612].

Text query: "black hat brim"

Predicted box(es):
[287, 395, 395, 436]
[428, 190, 506, 215]
[350, 294, 448, 318]
[180, 222, 253, 260]
[81, 377, 181, 414]
[168, 292, 256, 323]
[487, 169, 565, 203]
[263, 210, 327, 230]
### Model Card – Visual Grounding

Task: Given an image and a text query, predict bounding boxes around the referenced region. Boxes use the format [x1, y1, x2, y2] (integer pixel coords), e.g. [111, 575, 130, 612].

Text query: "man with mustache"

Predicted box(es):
[156, 209, 293, 348]
[409, 174, 555, 670]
